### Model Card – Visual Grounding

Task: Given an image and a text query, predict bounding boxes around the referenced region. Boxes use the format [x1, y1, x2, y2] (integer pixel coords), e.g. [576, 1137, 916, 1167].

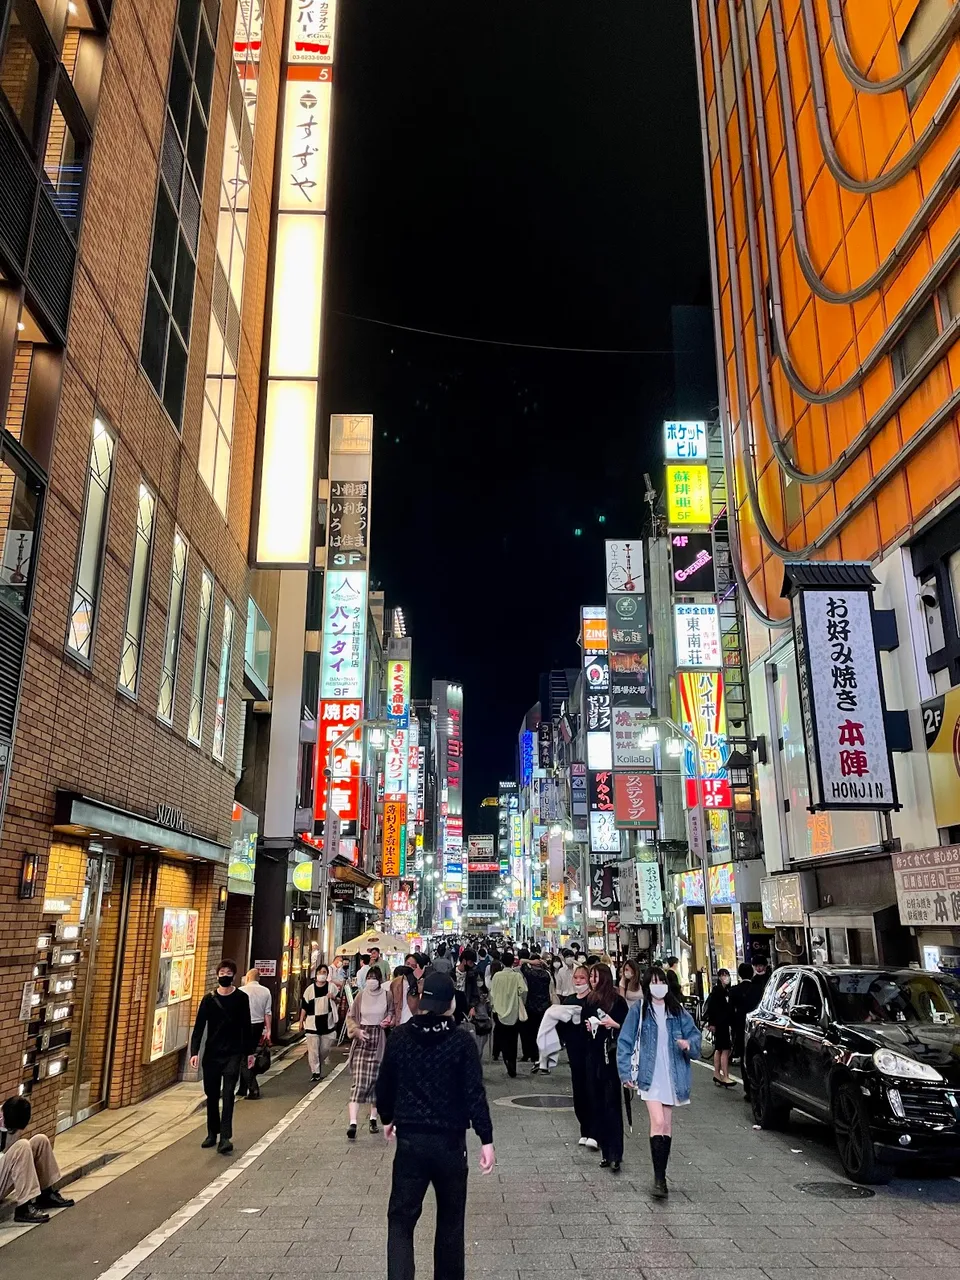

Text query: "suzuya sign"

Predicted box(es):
[784, 564, 897, 812]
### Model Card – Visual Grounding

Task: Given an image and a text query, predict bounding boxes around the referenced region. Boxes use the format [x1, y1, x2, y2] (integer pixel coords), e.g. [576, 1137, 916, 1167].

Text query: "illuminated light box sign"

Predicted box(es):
[586, 691, 611, 733]
[584, 651, 610, 692]
[382, 800, 406, 877]
[581, 606, 608, 652]
[788, 571, 896, 811]
[384, 726, 408, 802]
[674, 603, 721, 669]
[607, 592, 647, 650]
[670, 531, 715, 595]
[605, 540, 644, 594]
[609, 649, 651, 708]
[666, 464, 711, 526]
[678, 670, 731, 811]
[320, 571, 367, 697]
[613, 772, 658, 829]
[387, 659, 410, 726]
[611, 708, 655, 770]
[677, 862, 736, 906]
[313, 698, 362, 823]
[586, 730, 612, 771]
[664, 420, 706, 461]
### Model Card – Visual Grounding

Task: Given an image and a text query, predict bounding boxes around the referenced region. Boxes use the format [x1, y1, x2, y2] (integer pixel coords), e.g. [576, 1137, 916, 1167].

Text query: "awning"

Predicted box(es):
[806, 902, 899, 932]
[781, 561, 877, 598]
[53, 791, 229, 865]
[329, 857, 377, 888]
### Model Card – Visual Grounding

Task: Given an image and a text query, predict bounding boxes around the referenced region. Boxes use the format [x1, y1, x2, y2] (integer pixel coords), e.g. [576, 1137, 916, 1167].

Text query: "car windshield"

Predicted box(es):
[825, 971, 960, 1026]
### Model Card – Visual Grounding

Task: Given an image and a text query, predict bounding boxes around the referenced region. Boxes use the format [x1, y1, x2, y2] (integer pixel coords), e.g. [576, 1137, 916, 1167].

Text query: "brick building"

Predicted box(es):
[0, 0, 284, 1135]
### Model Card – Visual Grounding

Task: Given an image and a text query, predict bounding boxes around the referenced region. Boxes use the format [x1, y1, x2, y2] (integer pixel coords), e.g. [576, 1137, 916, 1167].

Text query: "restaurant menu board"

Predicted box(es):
[144, 907, 200, 1063]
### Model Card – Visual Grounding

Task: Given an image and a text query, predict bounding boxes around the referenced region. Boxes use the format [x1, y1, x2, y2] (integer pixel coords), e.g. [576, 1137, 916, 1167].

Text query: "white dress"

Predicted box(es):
[639, 1002, 688, 1107]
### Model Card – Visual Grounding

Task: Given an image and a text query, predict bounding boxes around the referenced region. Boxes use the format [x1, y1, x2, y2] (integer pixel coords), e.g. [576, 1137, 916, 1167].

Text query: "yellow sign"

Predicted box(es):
[666, 464, 711, 525]
[922, 687, 960, 828]
[382, 800, 405, 877]
[292, 861, 315, 893]
[548, 884, 565, 917]
[747, 909, 773, 936]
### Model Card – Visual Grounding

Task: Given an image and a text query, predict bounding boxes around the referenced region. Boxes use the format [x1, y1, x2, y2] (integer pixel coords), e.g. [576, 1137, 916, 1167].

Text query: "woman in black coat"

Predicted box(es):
[561, 963, 596, 1149]
[704, 969, 734, 1087]
[583, 962, 629, 1172]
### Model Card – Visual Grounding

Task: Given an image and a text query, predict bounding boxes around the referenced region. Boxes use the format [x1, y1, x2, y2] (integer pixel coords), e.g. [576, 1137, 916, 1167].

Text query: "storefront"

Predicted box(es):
[670, 859, 764, 993]
[40, 792, 229, 1132]
[891, 845, 960, 975]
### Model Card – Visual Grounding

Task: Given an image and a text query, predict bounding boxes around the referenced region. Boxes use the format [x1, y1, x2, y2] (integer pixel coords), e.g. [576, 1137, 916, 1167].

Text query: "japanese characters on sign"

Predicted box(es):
[279, 76, 333, 210]
[537, 721, 553, 769]
[382, 799, 405, 878]
[287, 0, 337, 63]
[674, 603, 722, 669]
[793, 587, 896, 810]
[607, 593, 647, 650]
[589, 771, 621, 853]
[611, 708, 655, 769]
[320, 571, 367, 698]
[677, 670, 731, 811]
[666, 464, 711, 525]
[589, 853, 620, 909]
[384, 727, 408, 802]
[670, 531, 716, 595]
[605, 540, 645, 594]
[664, 420, 707, 462]
[387, 659, 410, 726]
[921, 688, 960, 828]
[581, 606, 608, 652]
[312, 698, 361, 823]
[328, 480, 369, 566]
[613, 773, 658, 829]
[892, 846, 960, 928]
[609, 649, 651, 708]
[637, 860, 664, 921]
[587, 691, 611, 732]
[584, 652, 610, 692]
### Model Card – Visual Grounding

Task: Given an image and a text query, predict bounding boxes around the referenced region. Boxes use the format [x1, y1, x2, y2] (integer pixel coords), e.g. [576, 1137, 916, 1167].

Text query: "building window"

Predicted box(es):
[244, 595, 270, 697]
[157, 529, 188, 723]
[118, 481, 157, 696]
[212, 597, 234, 761]
[66, 414, 114, 660]
[0, 0, 52, 152]
[892, 300, 939, 385]
[187, 567, 213, 743]
[140, 0, 220, 429]
[0, 436, 43, 617]
[900, 0, 952, 108]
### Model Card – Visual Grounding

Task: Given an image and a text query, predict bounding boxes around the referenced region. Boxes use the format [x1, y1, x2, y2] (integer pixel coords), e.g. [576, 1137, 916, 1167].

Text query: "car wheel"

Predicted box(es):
[832, 1082, 892, 1185]
[750, 1055, 789, 1129]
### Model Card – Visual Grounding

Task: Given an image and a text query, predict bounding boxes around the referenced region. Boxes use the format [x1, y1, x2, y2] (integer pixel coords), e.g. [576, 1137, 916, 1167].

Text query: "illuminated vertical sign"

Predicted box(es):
[433, 680, 463, 860]
[255, 0, 338, 565]
[387, 659, 410, 726]
[666, 464, 711, 526]
[678, 670, 732, 810]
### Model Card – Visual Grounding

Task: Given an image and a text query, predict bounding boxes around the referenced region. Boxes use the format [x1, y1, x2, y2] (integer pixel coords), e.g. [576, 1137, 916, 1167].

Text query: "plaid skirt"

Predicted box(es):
[347, 1025, 386, 1103]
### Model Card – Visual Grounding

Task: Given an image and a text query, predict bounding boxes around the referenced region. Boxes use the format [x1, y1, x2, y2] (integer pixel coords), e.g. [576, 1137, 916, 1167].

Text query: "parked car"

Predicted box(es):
[744, 964, 960, 1184]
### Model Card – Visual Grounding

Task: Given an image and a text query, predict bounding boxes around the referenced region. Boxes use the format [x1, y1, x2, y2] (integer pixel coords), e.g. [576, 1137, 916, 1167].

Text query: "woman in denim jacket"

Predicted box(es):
[617, 966, 701, 1198]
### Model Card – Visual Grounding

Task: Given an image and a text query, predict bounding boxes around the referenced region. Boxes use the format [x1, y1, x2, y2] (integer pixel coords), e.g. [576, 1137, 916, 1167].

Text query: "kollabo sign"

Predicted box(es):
[785, 564, 896, 811]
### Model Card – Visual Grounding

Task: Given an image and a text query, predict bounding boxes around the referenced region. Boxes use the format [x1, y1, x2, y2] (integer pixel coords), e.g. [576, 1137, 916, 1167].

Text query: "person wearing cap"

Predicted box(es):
[376, 970, 495, 1280]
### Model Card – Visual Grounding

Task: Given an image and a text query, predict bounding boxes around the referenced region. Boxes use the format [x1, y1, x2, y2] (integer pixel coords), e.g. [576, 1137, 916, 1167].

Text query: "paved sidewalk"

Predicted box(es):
[104, 1051, 960, 1280]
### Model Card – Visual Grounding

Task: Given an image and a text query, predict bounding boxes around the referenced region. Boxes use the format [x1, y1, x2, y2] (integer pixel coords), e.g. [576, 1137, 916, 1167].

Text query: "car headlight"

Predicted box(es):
[873, 1048, 943, 1082]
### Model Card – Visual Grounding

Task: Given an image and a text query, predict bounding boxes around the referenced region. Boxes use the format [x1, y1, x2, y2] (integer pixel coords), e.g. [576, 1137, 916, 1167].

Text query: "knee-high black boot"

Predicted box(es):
[649, 1135, 669, 1198]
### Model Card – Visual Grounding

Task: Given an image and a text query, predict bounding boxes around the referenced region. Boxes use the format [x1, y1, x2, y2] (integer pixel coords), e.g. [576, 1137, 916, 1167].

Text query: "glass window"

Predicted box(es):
[212, 597, 233, 761]
[900, 0, 952, 107]
[187, 567, 213, 743]
[244, 595, 270, 695]
[0, 2, 49, 151]
[67, 415, 114, 660]
[826, 971, 960, 1025]
[118, 481, 156, 696]
[771, 970, 798, 1017]
[0, 444, 41, 615]
[893, 300, 939, 384]
[794, 974, 823, 1019]
[43, 96, 85, 230]
[157, 529, 188, 723]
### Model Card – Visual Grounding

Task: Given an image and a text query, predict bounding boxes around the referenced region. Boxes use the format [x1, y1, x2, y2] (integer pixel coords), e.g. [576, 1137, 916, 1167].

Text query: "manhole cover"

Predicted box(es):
[496, 1094, 575, 1110]
[795, 1182, 875, 1199]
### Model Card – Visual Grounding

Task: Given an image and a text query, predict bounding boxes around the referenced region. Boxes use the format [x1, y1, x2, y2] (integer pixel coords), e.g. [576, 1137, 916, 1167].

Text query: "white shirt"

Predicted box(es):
[244, 980, 272, 1024]
[356, 964, 370, 989]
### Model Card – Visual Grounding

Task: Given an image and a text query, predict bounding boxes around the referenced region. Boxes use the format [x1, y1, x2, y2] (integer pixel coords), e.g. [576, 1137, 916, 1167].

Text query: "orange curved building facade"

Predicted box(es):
[694, 0, 960, 949]
[695, 0, 960, 624]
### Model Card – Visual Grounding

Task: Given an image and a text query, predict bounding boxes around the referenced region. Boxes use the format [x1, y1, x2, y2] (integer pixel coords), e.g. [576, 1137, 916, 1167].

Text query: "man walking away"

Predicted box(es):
[377, 972, 495, 1280]
[665, 956, 683, 1000]
[0, 1098, 74, 1223]
[238, 968, 272, 1099]
[488, 950, 527, 1077]
[190, 959, 257, 1154]
[429, 943, 453, 976]
[356, 953, 372, 989]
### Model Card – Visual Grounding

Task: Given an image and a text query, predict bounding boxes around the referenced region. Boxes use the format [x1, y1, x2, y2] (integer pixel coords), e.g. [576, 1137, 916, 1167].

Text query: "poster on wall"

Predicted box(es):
[589, 854, 620, 911]
[787, 570, 896, 811]
[144, 907, 200, 1064]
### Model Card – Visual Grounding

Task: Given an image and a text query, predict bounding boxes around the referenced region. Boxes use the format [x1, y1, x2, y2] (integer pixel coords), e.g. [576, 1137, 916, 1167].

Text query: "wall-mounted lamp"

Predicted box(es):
[19, 852, 39, 899]
[218, 886, 228, 912]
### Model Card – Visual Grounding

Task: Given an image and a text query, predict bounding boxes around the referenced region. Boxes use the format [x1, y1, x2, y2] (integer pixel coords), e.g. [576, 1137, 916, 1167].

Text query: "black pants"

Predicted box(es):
[587, 1053, 623, 1162]
[492, 1015, 519, 1076]
[239, 1024, 264, 1095]
[387, 1130, 468, 1280]
[566, 1037, 594, 1139]
[203, 1053, 241, 1140]
[519, 1007, 545, 1062]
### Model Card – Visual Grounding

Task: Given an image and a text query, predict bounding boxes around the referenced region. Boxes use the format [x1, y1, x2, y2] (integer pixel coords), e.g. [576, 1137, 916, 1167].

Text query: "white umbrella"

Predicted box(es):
[335, 926, 410, 956]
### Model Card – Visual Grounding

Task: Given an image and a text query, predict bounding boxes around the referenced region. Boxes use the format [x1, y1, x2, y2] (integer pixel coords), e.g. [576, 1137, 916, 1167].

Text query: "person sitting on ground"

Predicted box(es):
[0, 1098, 74, 1224]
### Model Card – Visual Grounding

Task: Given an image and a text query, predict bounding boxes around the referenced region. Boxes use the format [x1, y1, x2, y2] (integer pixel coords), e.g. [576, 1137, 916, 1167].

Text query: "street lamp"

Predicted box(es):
[642, 715, 718, 984]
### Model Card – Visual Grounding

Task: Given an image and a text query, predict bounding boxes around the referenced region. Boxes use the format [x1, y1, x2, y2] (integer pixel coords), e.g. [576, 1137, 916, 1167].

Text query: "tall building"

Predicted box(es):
[693, 0, 960, 963]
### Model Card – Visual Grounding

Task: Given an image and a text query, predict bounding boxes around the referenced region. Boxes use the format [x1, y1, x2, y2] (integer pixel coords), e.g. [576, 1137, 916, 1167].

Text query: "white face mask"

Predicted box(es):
[649, 983, 669, 1000]
[367, 979, 380, 993]
[574, 982, 590, 996]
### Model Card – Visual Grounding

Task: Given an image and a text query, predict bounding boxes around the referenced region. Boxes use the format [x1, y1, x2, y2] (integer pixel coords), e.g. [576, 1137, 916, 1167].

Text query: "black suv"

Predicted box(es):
[745, 964, 960, 1183]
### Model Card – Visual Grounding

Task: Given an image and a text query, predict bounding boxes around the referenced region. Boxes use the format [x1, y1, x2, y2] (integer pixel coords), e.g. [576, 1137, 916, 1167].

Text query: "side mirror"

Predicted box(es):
[792, 1003, 821, 1026]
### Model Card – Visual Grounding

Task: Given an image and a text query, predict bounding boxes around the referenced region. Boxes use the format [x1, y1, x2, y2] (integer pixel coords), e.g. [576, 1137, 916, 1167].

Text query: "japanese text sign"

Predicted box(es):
[674, 603, 722, 669]
[666, 464, 711, 525]
[892, 846, 960, 927]
[605, 540, 644, 594]
[664, 420, 707, 462]
[793, 587, 895, 810]
[382, 800, 405, 877]
[613, 773, 658, 829]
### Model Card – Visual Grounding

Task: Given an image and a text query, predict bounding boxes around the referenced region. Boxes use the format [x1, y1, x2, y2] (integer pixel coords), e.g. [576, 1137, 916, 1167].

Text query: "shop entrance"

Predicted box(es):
[692, 908, 737, 976]
[46, 843, 128, 1131]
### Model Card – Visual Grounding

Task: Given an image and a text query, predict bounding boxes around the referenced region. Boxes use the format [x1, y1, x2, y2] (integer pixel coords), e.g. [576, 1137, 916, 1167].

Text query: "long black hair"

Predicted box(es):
[642, 965, 684, 1016]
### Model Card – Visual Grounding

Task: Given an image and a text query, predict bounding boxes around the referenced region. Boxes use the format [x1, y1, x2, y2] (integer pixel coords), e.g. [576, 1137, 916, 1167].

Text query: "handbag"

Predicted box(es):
[628, 1001, 644, 1086]
[254, 1038, 271, 1074]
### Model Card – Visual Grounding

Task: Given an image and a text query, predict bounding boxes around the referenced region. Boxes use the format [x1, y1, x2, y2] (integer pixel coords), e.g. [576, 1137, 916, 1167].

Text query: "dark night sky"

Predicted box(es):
[324, 2, 711, 823]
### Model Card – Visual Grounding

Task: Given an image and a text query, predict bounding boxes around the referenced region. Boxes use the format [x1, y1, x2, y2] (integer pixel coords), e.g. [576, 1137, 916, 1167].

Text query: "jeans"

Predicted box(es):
[203, 1054, 241, 1140]
[492, 1015, 519, 1076]
[239, 1024, 264, 1095]
[387, 1130, 468, 1280]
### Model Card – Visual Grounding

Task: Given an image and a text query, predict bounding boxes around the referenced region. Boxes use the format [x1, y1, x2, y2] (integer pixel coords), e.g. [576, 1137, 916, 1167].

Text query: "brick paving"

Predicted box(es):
[122, 1054, 960, 1280]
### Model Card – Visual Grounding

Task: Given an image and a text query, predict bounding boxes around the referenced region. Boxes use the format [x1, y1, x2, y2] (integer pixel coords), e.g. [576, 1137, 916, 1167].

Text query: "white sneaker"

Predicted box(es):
[578, 1137, 588, 1146]
[584, 1138, 599, 1150]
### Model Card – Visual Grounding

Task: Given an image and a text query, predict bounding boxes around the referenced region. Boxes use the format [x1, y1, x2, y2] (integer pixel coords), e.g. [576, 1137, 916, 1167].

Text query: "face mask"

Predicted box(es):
[367, 980, 380, 992]
[649, 983, 668, 1000]
[218, 973, 234, 987]
[574, 982, 590, 996]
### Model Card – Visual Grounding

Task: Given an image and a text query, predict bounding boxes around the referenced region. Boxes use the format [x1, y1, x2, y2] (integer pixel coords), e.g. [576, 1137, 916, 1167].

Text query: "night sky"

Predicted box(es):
[324, 1, 711, 823]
